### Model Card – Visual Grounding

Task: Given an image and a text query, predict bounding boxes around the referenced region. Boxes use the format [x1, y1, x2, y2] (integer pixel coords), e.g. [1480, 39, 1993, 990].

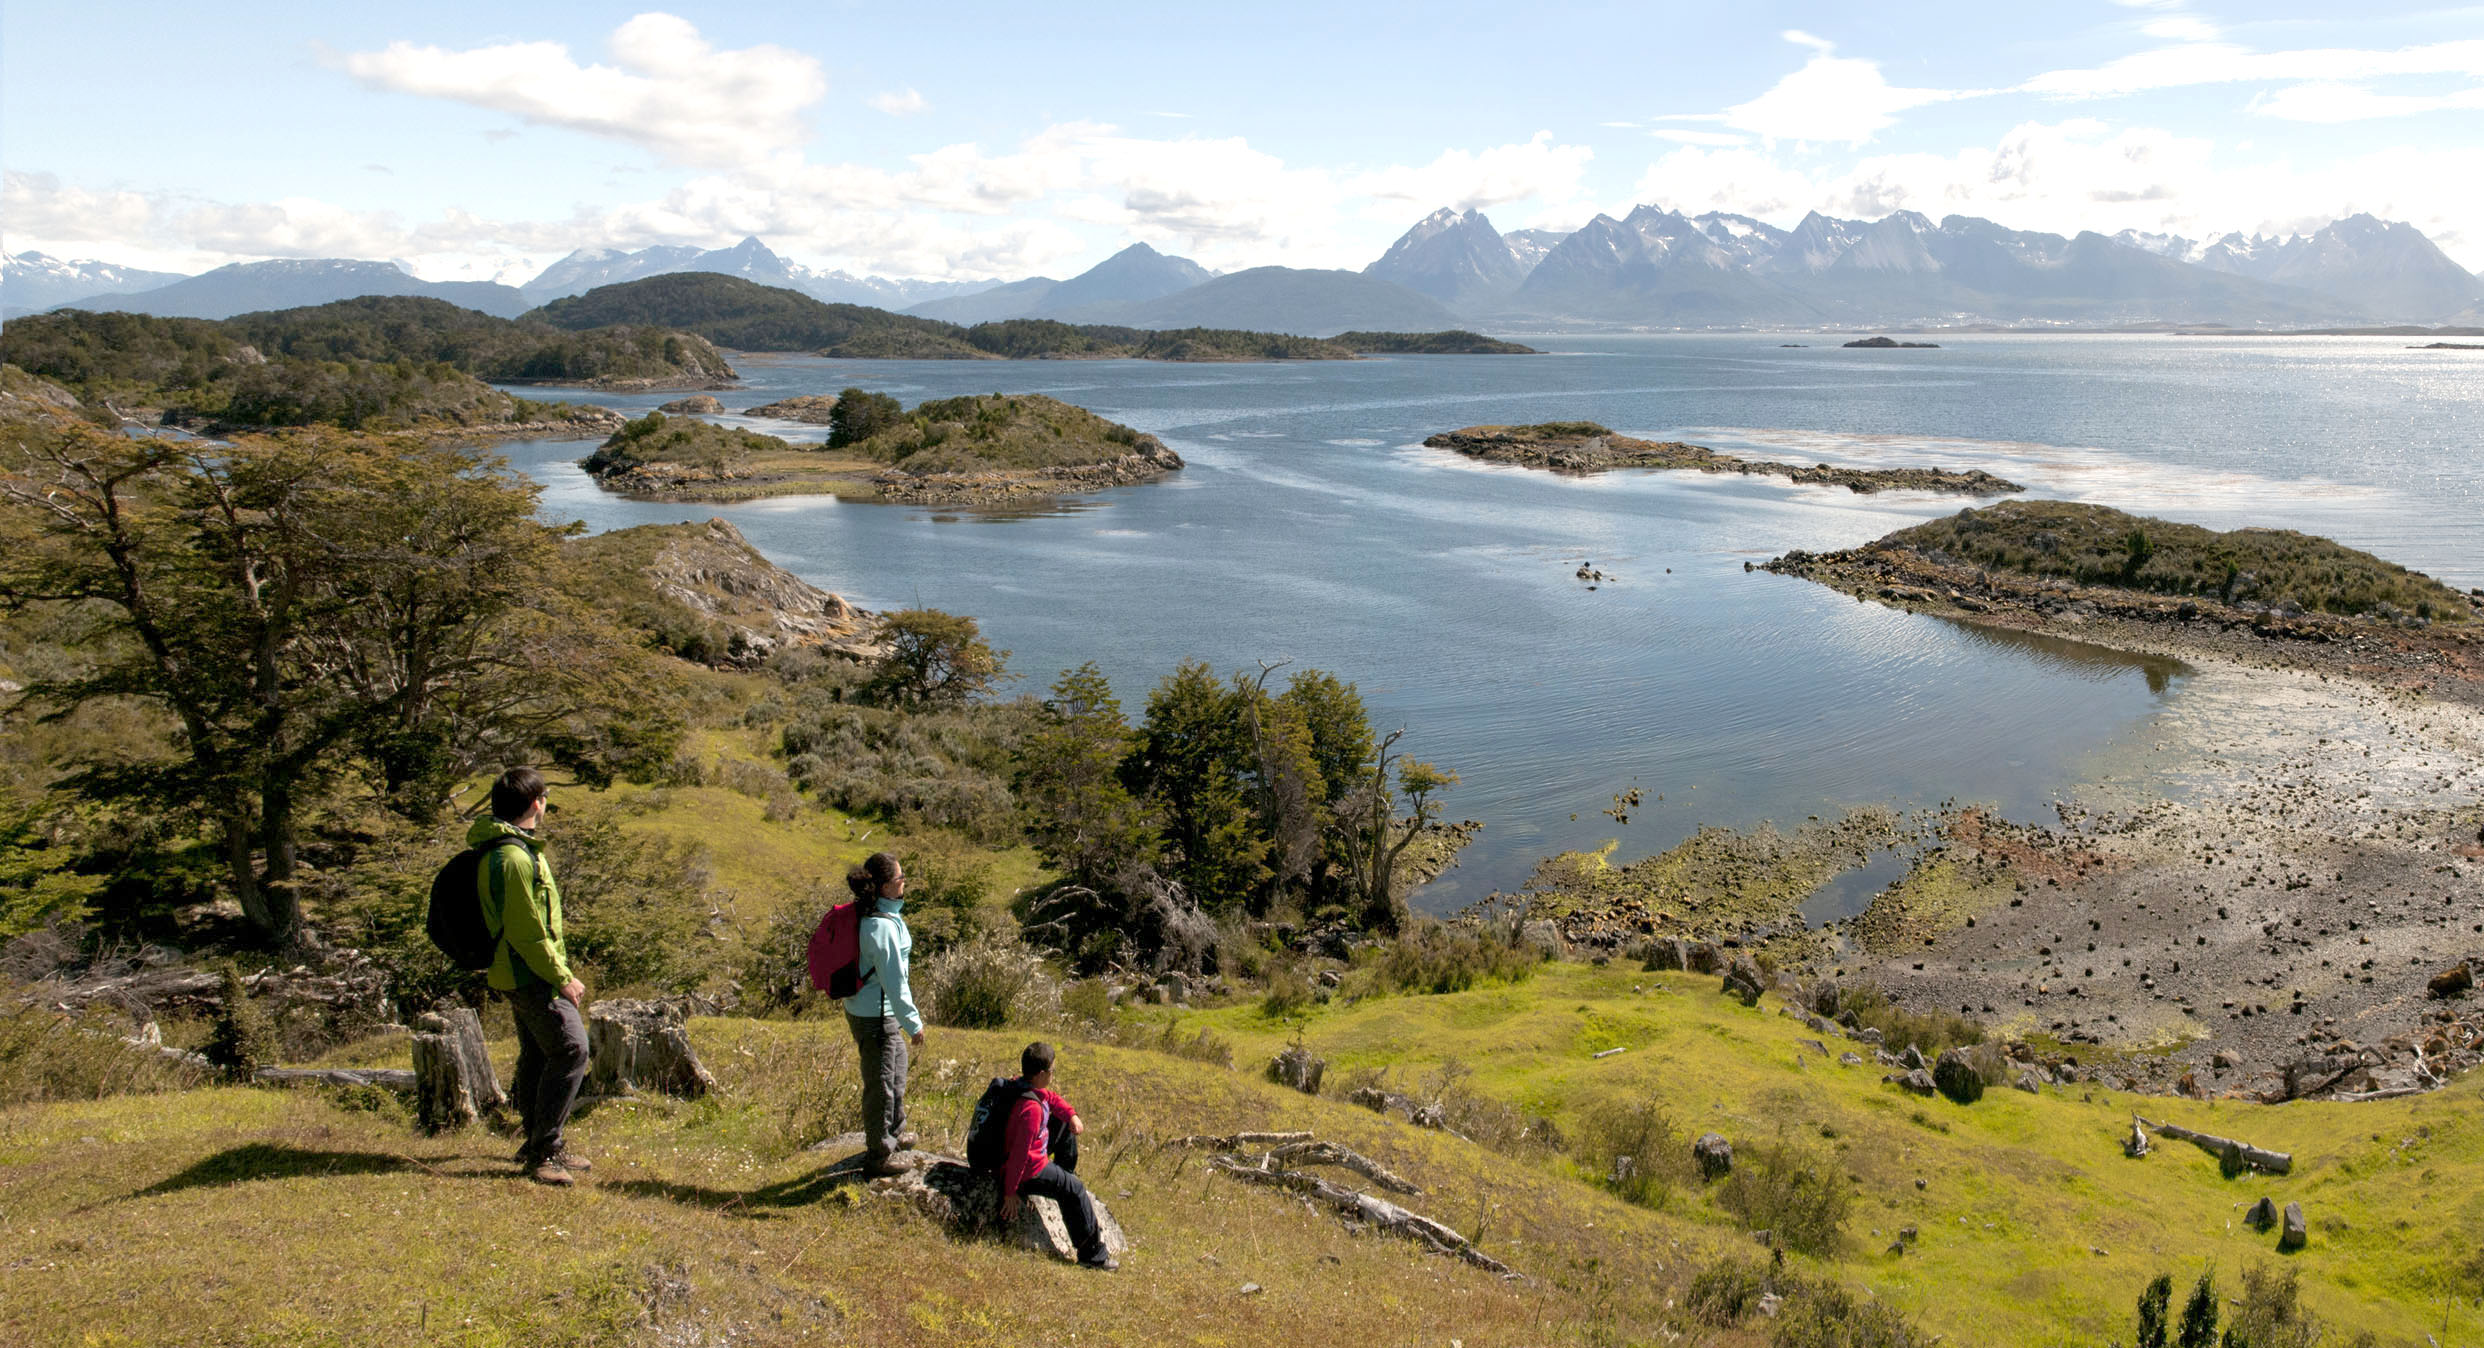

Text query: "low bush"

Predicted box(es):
[1717, 1135, 1853, 1257]
[1258, 963, 1316, 1017]
[916, 934, 1063, 1030]
[1770, 1280, 1925, 1348]
[0, 997, 201, 1105]
[1341, 922, 1542, 1000]
[1573, 1095, 1691, 1208]
[1838, 982, 1984, 1058]
[1686, 1259, 1768, 1327]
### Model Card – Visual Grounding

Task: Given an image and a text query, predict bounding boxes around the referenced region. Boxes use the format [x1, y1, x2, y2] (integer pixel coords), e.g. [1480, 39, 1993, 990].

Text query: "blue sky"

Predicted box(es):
[6, 1, 2484, 281]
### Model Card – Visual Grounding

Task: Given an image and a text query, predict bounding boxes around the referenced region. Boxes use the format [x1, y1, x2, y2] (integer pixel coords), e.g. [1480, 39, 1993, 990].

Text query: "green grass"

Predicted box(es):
[1169, 961, 2484, 1346]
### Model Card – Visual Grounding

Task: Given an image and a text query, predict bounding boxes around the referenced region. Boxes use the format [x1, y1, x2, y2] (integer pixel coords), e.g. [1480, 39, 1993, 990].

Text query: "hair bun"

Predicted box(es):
[845, 868, 875, 900]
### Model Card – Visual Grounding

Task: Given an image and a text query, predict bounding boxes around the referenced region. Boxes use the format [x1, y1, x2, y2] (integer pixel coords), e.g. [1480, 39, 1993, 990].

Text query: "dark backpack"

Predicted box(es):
[966, 1076, 1040, 1173]
[426, 834, 533, 972]
[805, 902, 892, 1000]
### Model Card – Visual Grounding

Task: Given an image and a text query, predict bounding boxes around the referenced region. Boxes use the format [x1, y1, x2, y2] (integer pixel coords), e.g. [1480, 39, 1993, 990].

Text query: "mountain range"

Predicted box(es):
[12, 206, 2481, 334]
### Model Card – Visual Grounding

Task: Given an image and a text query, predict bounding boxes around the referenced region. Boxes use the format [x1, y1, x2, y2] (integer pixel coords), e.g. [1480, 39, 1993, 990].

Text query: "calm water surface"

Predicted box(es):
[495, 335, 2484, 911]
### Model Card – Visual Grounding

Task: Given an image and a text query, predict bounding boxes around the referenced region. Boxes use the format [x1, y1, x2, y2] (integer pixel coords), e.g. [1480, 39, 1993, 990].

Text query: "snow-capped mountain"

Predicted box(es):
[2117, 215, 2484, 321]
[3, 251, 190, 315]
[518, 237, 999, 312]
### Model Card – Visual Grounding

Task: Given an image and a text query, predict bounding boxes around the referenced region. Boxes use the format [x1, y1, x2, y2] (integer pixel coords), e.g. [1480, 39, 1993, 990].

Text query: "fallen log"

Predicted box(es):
[2134, 1115, 2291, 1175]
[1266, 1139, 1421, 1195]
[255, 1067, 417, 1090]
[1171, 1130, 1313, 1151]
[1210, 1155, 1514, 1278]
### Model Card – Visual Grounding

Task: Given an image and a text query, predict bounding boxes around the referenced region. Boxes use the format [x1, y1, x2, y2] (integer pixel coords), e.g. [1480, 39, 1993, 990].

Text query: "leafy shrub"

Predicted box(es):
[736, 897, 832, 1016]
[201, 962, 271, 1083]
[1686, 1259, 1769, 1327]
[1717, 1136, 1852, 1256]
[546, 810, 715, 993]
[0, 998, 201, 1105]
[1574, 1095, 1690, 1208]
[916, 934, 1063, 1030]
[1769, 1280, 1925, 1348]
[1341, 921, 1542, 999]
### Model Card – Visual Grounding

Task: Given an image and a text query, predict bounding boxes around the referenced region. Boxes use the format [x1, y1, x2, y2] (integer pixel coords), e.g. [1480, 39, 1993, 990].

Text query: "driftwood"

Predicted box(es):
[1210, 1155, 1515, 1278]
[1172, 1130, 1313, 1151]
[1266, 1139, 1421, 1195]
[2134, 1115, 2292, 1175]
[256, 1067, 416, 1090]
[43, 961, 387, 1017]
[586, 999, 717, 1099]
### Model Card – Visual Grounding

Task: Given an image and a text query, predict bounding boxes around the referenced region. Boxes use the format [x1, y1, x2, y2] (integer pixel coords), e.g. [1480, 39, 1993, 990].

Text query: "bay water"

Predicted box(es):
[493, 334, 2483, 912]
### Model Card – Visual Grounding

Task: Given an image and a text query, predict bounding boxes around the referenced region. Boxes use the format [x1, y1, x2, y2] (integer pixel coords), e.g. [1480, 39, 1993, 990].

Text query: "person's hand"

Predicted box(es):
[561, 978, 586, 1006]
[1000, 1193, 1020, 1221]
[909, 1030, 924, 1048]
[1070, 1115, 1085, 1136]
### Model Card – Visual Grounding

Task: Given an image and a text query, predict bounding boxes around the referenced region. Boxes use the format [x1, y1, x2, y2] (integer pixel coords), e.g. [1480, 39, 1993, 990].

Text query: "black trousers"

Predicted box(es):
[506, 983, 588, 1163]
[1018, 1111, 1102, 1261]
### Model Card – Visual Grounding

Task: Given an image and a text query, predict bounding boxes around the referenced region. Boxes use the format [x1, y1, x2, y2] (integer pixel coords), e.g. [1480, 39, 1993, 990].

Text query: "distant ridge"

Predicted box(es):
[45, 259, 530, 321]
[519, 236, 998, 312]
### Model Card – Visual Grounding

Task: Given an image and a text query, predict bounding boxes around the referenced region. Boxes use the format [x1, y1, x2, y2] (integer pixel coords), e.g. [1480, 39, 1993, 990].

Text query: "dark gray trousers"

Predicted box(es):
[847, 1011, 909, 1155]
[507, 983, 588, 1163]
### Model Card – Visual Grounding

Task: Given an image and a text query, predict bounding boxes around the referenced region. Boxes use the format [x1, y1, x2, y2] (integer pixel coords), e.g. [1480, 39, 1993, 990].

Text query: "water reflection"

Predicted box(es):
[1934, 618, 2192, 693]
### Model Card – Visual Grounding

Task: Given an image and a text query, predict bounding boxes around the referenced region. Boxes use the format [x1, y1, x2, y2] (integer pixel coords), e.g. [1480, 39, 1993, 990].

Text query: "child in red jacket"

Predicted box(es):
[999, 1041, 1116, 1271]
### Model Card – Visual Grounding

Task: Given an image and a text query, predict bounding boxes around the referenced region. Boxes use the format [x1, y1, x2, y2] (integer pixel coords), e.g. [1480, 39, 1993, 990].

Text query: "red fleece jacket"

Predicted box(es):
[1001, 1085, 1076, 1196]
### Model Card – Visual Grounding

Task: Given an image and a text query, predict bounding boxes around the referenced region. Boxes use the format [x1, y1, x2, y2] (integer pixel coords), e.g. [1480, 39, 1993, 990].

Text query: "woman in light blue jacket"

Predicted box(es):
[843, 852, 922, 1174]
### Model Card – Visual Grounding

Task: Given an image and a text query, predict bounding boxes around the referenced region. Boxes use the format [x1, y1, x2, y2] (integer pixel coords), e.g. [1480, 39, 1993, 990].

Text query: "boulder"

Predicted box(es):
[1721, 959, 1765, 1007]
[1932, 1048, 1985, 1105]
[657, 395, 725, 414]
[1643, 939, 1687, 973]
[2430, 964, 2474, 999]
[2014, 1070, 2044, 1094]
[1841, 1052, 1865, 1067]
[1890, 1069, 1937, 1096]
[1812, 982, 1841, 1019]
[1684, 942, 1722, 975]
[863, 1149, 1130, 1263]
[2245, 1196, 2278, 1232]
[1900, 1045, 1927, 1071]
[2279, 1201, 2307, 1252]
[1693, 1132, 1734, 1181]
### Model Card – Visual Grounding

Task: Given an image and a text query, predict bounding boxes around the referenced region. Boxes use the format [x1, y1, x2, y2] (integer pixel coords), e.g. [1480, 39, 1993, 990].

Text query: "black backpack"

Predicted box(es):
[426, 834, 533, 971]
[966, 1076, 1040, 1173]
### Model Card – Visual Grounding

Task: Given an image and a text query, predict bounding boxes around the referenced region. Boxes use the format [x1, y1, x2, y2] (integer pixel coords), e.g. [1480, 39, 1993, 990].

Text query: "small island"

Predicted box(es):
[1762, 498, 2481, 649]
[1842, 336, 1940, 349]
[582, 392, 1182, 506]
[1333, 330, 1540, 355]
[2410, 341, 2484, 350]
[1424, 422, 2022, 495]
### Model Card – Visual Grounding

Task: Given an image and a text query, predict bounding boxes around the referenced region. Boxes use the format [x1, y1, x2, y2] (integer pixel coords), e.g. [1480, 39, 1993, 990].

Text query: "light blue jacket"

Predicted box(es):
[842, 897, 920, 1035]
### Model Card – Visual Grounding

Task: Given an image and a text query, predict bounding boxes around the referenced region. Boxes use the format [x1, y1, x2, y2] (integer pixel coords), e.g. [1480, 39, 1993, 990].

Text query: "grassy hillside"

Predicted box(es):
[1888, 500, 2473, 622]
[843, 393, 1164, 474]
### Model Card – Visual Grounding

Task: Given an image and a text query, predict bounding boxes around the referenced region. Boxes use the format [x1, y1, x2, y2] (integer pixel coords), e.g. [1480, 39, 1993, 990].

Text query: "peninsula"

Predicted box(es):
[1424, 422, 2023, 494]
[581, 392, 1182, 506]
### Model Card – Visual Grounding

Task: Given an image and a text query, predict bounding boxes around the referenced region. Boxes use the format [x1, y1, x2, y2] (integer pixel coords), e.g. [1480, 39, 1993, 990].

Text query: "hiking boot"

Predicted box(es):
[514, 1145, 592, 1173]
[862, 1151, 908, 1178]
[1080, 1254, 1120, 1272]
[527, 1159, 575, 1187]
[891, 1133, 919, 1151]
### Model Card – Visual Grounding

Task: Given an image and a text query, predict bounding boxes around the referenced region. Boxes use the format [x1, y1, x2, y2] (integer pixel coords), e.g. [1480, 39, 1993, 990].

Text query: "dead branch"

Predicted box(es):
[1209, 1155, 1514, 1278]
[1170, 1130, 1313, 1151]
[1266, 1139, 1421, 1195]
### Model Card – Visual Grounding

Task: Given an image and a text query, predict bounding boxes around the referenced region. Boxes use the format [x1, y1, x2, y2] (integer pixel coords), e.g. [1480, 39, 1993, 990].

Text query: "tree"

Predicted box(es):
[2135, 1272, 2173, 1348]
[0, 422, 660, 943]
[1330, 729, 1460, 933]
[1015, 663, 1158, 886]
[2175, 1270, 2219, 1348]
[828, 387, 903, 448]
[861, 608, 1008, 708]
[1129, 661, 1267, 913]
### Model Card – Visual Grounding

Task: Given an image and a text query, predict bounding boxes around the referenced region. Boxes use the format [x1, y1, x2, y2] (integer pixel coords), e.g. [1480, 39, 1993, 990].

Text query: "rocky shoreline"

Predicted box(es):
[1424, 424, 2022, 495]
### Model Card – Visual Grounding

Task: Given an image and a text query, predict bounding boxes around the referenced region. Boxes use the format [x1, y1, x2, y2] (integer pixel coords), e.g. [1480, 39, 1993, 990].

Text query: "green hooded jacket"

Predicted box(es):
[466, 816, 573, 992]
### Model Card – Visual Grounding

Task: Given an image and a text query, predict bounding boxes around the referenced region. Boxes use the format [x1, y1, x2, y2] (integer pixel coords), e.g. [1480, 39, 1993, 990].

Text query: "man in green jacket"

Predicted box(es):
[471, 766, 590, 1186]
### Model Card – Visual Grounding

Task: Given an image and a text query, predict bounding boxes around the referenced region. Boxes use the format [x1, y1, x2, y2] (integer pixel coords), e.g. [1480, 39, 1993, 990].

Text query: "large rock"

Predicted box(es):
[1932, 1048, 1985, 1105]
[1890, 1068, 1937, 1096]
[639, 518, 877, 665]
[657, 395, 725, 414]
[851, 1147, 1130, 1262]
[2279, 1201, 2307, 1252]
[1693, 1132, 1734, 1181]
[2430, 964, 2474, 999]
[2245, 1196, 2278, 1231]
[1721, 959, 1765, 1007]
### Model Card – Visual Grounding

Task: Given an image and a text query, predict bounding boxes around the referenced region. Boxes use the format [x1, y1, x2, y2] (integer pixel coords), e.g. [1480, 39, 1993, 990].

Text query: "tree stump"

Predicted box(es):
[1269, 1044, 1324, 1095]
[412, 1021, 479, 1133]
[586, 999, 718, 1099]
[430, 1002, 505, 1114]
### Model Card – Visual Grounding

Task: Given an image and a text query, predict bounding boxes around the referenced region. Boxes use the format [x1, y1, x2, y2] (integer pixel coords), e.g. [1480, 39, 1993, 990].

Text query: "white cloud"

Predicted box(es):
[1348, 132, 1594, 216]
[1648, 129, 1750, 147]
[341, 13, 827, 169]
[1722, 32, 1976, 145]
[2022, 37, 2484, 100]
[2141, 17, 2218, 41]
[2251, 80, 2484, 122]
[870, 88, 929, 116]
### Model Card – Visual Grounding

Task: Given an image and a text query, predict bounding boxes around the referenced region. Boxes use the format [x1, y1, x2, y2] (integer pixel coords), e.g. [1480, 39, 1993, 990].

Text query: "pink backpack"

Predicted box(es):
[805, 901, 885, 998]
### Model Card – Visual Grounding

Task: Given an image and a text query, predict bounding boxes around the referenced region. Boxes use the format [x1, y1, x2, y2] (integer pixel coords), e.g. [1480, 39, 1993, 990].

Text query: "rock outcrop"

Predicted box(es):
[1424, 424, 2019, 495]
[637, 518, 878, 665]
[744, 394, 841, 424]
[657, 394, 725, 414]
